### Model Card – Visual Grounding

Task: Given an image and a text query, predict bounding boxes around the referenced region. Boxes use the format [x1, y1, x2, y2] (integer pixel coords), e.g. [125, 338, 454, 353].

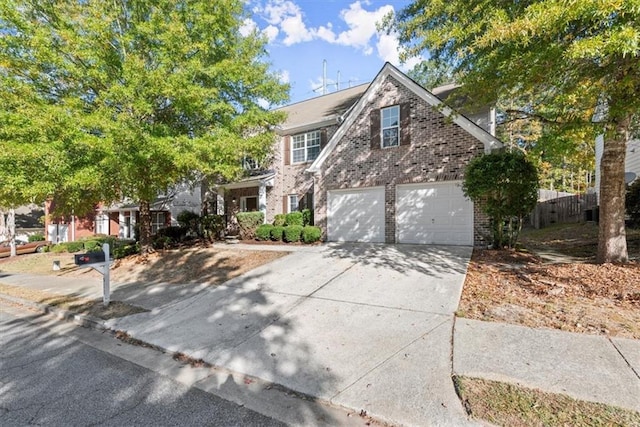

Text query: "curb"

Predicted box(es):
[0, 292, 388, 426]
[0, 293, 107, 331]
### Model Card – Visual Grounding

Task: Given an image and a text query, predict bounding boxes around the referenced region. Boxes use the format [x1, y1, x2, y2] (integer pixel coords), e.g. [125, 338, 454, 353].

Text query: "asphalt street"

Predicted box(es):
[0, 302, 285, 427]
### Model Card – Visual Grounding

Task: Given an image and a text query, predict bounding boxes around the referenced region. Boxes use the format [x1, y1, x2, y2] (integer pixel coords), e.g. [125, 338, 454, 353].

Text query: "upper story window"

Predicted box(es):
[381, 105, 400, 148]
[292, 130, 321, 163]
[242, 156, 260, 171]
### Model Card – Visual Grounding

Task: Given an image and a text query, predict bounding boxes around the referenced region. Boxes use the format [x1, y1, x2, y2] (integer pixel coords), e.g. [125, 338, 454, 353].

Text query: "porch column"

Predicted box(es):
[258, 182, 267, 224]
[118, 211, 125, 238]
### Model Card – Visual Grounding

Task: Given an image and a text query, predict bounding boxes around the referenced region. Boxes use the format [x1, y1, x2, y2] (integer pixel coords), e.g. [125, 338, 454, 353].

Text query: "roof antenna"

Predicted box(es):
[322, 59, 327, 95]
[337, 70, 340, 91]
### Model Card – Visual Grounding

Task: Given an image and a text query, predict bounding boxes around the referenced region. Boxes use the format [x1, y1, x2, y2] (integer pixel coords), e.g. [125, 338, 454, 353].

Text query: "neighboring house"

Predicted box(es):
[594, 136, 640, 201]
[221, 62, 502, 245]
[0, 204, 46, 242]
[44, 182, 203, 242]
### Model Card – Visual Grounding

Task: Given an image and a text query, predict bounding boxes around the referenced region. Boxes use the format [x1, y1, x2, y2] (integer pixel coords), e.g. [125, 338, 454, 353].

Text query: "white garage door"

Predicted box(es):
[396, 181, 473, 245]
[327, 187, 385, 243]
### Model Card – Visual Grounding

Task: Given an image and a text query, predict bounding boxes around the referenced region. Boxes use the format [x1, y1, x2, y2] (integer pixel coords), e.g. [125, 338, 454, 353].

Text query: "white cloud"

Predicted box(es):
[262, 25, 279, 42]
[253, 0, 424, 69]
[334, 2, 393, 54]
[279, 69, 290, 84]
[239, 18, 258, 37]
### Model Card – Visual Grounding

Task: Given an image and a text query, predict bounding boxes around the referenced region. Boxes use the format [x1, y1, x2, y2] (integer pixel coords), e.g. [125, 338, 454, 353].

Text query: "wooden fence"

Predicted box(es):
[529, 192, 598, 229]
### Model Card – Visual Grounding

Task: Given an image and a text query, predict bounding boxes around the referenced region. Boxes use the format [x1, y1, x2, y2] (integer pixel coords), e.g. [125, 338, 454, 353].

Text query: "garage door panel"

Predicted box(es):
[328, 187, 385, 243]
[396, 181, 473, 246]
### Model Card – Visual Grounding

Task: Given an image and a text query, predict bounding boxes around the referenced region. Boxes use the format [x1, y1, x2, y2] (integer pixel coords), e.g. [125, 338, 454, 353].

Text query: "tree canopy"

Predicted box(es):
[0, 0, 288, 252]
[389, 0, 640, 262]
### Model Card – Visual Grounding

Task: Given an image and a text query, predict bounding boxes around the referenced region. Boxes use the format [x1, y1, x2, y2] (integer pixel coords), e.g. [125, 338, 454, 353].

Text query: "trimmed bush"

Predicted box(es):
[273, 214, 286, 227]
[270, 226, 284, 241]
[285, 211, 303, 226]
[237, 211, 264, 240]
[28, 233, 45, 242]
[256, 224, 273, 241]
[302, 226, 322, 243]
[113, 242, 139, 259]
[83, 240, 102, 252]
[156, 225, 186, 240]
[177, 210, 200, 235]
[51, 241, 84, 253]
[284, 225, 303, 243]
[201, 214, 225, 241]
[302, 208, 313, 226]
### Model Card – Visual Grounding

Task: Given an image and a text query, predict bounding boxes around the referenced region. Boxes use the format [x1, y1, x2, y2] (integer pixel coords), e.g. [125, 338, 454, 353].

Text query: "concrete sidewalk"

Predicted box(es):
[3, 245, 639, 424]
[454, 318, 640, 413]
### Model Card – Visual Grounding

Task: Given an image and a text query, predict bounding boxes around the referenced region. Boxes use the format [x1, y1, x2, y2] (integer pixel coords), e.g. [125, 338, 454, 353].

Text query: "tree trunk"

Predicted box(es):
[7, 208, 16, 257]
[597, 119, 629, 263]
[138, 200, 153, 254]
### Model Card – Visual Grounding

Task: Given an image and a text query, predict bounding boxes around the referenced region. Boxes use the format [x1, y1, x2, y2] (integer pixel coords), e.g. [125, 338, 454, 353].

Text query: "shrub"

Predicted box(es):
[28, 233, 45, 242]
[113, 242, 139, 259]
[83, 240, 102, 252]
[201, 214, 225, 241]
[156, 225, 186, 240]
[256, 224, 273, 241]
[270, 226, 284, 241]
[273, 214, 286, 227]
[177, 210, 201, 234]
[302, 226, 322, 243]
[463, 151, 538, 249]
[302, 208, 313, 226]
[285, 211, 303, 226]
[284, 225, 303, 243]
[152, 235, 173, 249]
[66, 241, 85, 252]
[237, 211, 264, 240]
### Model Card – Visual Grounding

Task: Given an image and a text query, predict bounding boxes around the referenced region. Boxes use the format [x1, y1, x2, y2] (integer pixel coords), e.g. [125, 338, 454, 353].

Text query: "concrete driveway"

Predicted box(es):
[107, 243, 475, 426]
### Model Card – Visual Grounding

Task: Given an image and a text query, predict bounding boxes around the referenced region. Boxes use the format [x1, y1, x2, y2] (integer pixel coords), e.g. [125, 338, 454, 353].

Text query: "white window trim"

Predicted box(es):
[240, 196, 258, 212]
[151, 211, 166, 235]
[381, 105, 400, 148]
[291, 130, 321, 164]
[288, 194, 298, 213]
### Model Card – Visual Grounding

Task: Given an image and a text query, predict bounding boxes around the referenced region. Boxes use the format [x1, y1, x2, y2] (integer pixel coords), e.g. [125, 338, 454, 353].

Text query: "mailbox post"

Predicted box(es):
[74, 243, 111, 307]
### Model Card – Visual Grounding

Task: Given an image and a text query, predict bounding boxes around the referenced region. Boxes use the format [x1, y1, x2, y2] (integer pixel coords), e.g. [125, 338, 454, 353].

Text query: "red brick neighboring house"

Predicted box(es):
[220, 62, 502, 246]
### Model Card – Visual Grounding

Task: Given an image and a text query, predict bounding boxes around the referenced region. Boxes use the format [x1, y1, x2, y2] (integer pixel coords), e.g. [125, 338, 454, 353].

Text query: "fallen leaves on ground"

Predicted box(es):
[461, 249, 640, 339]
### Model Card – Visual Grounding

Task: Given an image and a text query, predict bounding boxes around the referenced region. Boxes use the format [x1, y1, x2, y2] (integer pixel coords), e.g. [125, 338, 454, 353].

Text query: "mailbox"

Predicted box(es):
[74, 251, 106, 266]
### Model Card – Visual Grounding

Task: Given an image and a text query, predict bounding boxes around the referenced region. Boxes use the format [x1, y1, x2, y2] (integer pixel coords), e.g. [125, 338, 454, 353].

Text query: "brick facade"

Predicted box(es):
[313, 75, 489, 245]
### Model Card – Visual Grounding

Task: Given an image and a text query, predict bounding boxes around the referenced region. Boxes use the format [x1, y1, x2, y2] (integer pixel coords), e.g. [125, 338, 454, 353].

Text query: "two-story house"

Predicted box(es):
[219, 62, 502, 246]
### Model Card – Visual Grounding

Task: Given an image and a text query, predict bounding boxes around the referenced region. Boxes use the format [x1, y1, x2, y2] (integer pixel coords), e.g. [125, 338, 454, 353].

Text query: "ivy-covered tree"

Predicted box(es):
[0, 0, 288, 253]
[388, 0, 640, 263]
[462, 151, 539, 249]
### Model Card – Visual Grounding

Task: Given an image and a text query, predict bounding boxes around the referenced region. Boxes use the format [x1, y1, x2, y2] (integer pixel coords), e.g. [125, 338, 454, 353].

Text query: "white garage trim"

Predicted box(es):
[396, 181, 473, 246]
[327, 186, 385, 243]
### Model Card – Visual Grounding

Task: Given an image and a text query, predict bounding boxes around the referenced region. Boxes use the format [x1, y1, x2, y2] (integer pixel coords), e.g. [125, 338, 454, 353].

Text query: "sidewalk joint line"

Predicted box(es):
[329, 317, 452, 401]
[608, 336, 640, 380]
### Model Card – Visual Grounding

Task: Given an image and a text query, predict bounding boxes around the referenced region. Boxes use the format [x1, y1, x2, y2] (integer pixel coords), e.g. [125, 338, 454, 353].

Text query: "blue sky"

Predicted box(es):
[242, 0, 422, 104]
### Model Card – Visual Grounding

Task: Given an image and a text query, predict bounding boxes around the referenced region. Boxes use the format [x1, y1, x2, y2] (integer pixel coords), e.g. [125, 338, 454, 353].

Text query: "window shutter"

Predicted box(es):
[282, 195, 288, 213]
[284, 136, 291, 165]
[370, 109, 381, 150]
[320, 129, 328, 149]
[400, 102, 411, 146]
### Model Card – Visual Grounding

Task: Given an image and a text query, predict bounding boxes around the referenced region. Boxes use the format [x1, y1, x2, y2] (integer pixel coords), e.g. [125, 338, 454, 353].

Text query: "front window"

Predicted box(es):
[381, 105, 400, 148]
[240, 196, 258, 212]
[242, 156, 260, 171]
[292, 131, 321, 163]
[288, 194, 298, 213]
[151, 212, 166, 235]
[95, 213, 109, 235]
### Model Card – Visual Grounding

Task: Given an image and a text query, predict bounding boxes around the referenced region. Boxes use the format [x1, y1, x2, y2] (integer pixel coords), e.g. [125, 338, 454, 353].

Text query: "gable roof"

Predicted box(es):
[307, 62, 503, 173]
[275, 83, 368, 135]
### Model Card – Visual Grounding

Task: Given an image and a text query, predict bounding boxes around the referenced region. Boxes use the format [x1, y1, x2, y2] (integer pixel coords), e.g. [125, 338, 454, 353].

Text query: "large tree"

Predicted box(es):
[0, 0, 288, 253]
[389, 0, 640, 263]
